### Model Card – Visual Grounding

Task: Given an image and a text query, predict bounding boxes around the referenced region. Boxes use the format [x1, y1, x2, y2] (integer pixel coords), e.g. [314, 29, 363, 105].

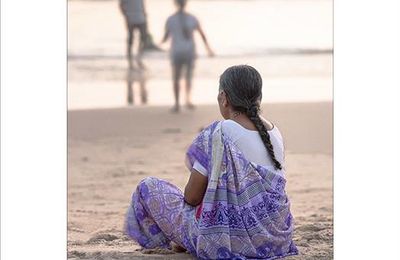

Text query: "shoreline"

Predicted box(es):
[67, 100, 332, 113]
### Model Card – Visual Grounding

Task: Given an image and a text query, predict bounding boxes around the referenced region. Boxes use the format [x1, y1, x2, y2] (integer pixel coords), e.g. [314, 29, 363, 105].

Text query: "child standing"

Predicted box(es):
[161, 0, 214, 112]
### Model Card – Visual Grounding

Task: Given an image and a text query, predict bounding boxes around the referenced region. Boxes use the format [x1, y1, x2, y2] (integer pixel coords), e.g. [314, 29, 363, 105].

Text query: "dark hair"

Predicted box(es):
[175, 0, 190, 40]
[219, 65, 282, 170]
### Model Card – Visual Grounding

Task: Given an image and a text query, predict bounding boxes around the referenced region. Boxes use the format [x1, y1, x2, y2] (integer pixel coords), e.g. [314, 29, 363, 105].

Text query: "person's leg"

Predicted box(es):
[136, 23, 147, 69]
[125, 177, 177, 248]
[184, 58, 195, 109]
[125, 177, 194, 249]
[126, 23, 135, 69]
[127, 68, 134, 105]
[171, 59, 183, 112]
[138, 70, 147, 104]
[127, 82, 134, 105]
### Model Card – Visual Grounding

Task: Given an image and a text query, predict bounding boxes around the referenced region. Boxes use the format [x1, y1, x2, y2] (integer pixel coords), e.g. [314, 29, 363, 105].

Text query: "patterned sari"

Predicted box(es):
[125, 121, 298, 259]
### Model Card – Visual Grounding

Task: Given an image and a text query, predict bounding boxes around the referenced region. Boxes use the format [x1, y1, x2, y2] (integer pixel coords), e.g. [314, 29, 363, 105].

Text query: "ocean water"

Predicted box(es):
[68, 0, 333, 110]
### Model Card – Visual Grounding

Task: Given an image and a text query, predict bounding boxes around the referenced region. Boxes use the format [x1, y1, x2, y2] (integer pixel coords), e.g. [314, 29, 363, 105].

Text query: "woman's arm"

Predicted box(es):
[197, 25, 215, 57]
[184, 169, 208, 206]
[161, 31, 169, 44]
[161, 21, 170, 44]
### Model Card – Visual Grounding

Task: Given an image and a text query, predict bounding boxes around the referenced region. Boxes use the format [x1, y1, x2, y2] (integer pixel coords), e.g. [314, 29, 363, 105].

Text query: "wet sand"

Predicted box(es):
[68, 102, 333, 259]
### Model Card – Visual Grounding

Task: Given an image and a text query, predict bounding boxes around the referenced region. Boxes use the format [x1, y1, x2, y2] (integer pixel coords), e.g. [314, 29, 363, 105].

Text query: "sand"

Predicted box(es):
[68, 102, 333, 259]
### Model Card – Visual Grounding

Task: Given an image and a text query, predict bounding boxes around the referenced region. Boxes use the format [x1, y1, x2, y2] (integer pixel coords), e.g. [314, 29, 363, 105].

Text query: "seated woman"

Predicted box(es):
[125, 65, 298, 259]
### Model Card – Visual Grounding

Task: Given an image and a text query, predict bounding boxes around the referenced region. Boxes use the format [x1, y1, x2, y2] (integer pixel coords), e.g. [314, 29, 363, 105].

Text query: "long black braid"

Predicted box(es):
[219, 65, 283, 170]
[246, 105, 282, 170]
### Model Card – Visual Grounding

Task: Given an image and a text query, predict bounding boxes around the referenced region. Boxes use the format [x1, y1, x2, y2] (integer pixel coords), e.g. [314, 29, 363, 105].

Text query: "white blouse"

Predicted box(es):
[193, 119, 285, 176]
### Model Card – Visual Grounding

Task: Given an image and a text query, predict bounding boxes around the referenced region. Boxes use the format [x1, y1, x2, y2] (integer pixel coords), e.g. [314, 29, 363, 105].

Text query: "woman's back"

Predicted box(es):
[192, 120, 285, 177]
[221, 119, 284, 171]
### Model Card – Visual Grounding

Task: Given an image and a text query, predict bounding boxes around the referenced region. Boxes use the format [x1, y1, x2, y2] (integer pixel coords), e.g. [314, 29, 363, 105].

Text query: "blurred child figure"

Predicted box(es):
[119, 0, 147, 69]
[162, 0, 214, 113]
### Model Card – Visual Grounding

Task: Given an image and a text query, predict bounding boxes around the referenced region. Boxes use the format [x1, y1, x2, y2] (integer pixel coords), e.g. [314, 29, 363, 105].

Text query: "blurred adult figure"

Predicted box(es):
[119, 0, 147, 69]
[162, 0, 215, 113]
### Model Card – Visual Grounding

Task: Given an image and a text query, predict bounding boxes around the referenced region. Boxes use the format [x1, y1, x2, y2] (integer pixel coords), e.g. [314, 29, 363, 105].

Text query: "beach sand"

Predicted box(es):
[68, 102, 333, 259]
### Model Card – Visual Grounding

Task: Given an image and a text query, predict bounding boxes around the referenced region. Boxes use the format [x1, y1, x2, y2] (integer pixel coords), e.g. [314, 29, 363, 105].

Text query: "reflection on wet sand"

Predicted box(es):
[127, 68, 148, 105]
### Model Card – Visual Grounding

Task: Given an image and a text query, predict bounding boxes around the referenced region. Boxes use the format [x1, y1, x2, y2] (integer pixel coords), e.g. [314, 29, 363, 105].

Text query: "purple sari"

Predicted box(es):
[125, 121, 298, 259]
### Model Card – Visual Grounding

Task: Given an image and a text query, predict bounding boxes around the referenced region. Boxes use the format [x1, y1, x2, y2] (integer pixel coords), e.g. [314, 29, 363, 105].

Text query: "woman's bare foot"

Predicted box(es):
[171, 242, 187, 253]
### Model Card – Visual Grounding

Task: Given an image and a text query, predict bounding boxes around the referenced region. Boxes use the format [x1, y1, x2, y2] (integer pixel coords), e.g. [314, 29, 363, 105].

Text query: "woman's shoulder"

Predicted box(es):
[198, 121, 221, 135]
[221, 119, 283, 140]
[221, 118, 276, 131]
[221, 119, 244, 133]
[220, 120, 252, 141]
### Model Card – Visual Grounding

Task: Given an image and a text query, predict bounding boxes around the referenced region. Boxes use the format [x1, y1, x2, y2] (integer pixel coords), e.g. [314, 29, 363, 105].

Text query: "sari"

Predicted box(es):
[125, 121, 298, 259]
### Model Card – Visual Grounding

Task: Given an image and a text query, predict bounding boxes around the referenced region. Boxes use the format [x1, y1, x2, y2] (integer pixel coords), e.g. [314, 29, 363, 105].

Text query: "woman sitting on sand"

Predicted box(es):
[125, 65, 298, 259]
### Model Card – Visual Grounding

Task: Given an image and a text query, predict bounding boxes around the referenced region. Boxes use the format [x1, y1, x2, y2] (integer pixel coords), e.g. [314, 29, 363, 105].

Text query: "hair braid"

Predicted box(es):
[246, 106, 282, 170]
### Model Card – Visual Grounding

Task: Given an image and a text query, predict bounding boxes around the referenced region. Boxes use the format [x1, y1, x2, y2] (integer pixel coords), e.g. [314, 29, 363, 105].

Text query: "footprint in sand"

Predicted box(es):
[68, 227, 84, 233]
[87, 233, 119, 244]
[127, 170, 147, 176]
[162, 128, 181, 134]
[296, 222, 333, 244]
[139, 248, 175, 255]
[68, 250, 86, 259]
[297, 223, 326, 232]
[302, 230, 332, 243]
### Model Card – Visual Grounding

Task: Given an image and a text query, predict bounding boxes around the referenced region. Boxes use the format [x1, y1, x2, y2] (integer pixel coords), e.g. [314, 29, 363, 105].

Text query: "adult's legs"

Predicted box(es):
[136, 23, 147, 69]
[184, 60, 195, 109]
[125, 177, 196, 251]
[171, 61, 183, 112]
[139, 70, 147, 104]
[127, 68, 134, 105]
[127, 80, 134, 105]
[125, 177, 178, 249]
[126, 22, 135, 69]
